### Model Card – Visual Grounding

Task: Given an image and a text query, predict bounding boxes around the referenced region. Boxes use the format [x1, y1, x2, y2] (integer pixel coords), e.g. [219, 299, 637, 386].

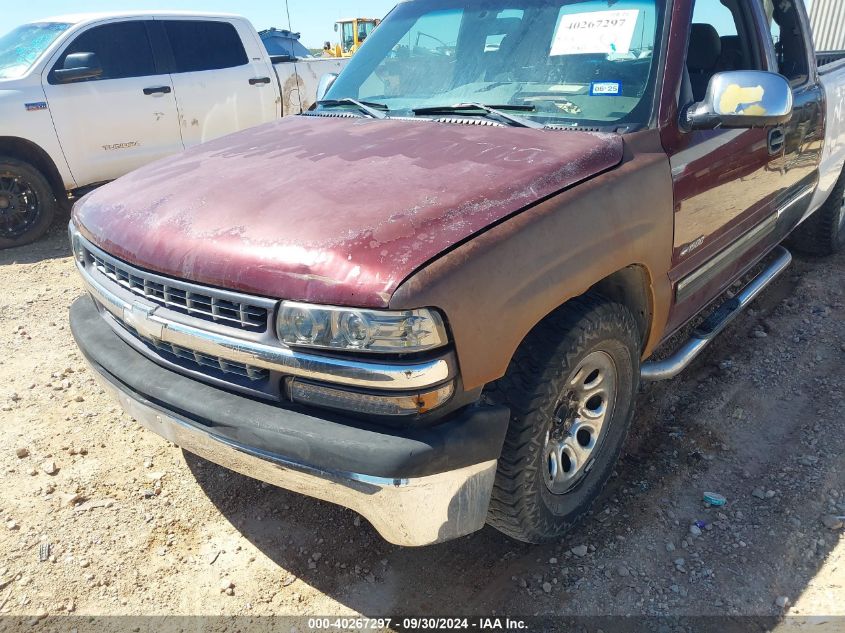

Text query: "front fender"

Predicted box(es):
[389, 130, 675, 391]
[0, 81, 75, 190]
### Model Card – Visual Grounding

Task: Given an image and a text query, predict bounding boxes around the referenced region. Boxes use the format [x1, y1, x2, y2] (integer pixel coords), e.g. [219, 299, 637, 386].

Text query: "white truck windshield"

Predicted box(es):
[325, 0, 663, 128]
[0, 22, 72, 80]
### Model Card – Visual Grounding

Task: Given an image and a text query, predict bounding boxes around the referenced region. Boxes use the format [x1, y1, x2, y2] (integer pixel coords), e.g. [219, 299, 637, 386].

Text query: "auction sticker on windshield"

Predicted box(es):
[551, 10, 640, 56]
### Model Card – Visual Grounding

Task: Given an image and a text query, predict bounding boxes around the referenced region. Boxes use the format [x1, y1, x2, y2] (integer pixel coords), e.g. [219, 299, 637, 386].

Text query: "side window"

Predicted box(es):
[358, 21, 375, 45]
[759, 0, 809, 84]
[692, 0, 737, 37]
[341, 23, 356, 53]
[687, 0, 760, 102]
[52, 21, 156, 82]
[164, 21, 248, 73]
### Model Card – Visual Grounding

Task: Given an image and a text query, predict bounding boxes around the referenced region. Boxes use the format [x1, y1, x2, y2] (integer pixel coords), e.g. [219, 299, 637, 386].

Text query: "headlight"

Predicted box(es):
[276, 301, 448, 353]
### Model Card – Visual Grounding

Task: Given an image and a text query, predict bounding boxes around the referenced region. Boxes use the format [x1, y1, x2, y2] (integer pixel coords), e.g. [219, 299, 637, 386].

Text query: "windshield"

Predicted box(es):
[0, 22, 71, 80]
[324, 0, 663, 128]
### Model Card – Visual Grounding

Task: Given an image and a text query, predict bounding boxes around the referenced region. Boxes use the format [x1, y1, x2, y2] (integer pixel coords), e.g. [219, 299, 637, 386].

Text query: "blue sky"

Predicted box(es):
[3, 1, 400, 49]
[4, 0, 814, 49]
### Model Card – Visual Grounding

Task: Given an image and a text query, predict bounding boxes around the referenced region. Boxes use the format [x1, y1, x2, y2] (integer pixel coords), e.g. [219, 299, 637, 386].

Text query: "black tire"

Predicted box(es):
[788, 168, 845, 257]
[485, 295, 640, 543]
[0, 157, 57, 250]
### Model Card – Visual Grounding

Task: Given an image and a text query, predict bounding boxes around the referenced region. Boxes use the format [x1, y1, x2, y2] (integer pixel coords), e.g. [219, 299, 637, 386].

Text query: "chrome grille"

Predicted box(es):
[114, 317, 269, 383]
[153, 340, 269, 382]
[86, 248, 269, 332]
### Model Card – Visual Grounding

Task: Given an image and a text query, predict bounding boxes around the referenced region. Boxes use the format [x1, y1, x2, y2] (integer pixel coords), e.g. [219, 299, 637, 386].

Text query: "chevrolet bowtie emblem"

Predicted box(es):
[123, 304, 164, 341]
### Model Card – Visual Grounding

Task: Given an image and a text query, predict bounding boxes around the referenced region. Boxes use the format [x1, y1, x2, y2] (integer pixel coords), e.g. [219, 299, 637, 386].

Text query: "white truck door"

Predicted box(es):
[160, 18, 280, 148]
[42, 20, 183, 187]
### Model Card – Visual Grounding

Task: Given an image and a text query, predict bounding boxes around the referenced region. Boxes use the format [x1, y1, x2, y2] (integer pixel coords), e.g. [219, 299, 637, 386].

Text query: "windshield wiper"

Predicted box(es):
[412, 102, 543, 129]
[317, 98, 389, 119]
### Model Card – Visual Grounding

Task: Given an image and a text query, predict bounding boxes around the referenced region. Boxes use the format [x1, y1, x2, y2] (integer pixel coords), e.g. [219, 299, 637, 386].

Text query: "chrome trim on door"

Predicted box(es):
[776, 183, 816, 220]
[676, 182, 816, 304]
[676, 213, 777, 303]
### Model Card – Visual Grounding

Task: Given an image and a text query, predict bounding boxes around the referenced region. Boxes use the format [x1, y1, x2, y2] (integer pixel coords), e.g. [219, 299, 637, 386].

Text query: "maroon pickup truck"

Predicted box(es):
[69, 0, 845, 545]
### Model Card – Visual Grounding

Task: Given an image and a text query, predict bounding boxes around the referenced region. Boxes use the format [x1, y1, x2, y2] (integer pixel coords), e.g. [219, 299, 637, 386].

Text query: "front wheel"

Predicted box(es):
[485, 296, 640, 543]
[0, 157, 57, 250]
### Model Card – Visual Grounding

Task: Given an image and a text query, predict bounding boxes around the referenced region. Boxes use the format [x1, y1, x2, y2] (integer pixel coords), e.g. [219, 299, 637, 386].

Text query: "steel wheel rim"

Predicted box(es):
[543, 350, 618, 494]
[0, 175, 41, 239]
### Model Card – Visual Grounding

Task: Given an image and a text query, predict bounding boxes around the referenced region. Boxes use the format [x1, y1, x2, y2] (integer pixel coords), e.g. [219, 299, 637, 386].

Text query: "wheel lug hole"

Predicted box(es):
[577, 428, 592, 447]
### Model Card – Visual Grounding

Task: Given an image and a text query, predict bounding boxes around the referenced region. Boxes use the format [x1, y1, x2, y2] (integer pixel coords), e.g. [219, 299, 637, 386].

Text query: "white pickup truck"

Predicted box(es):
[0, 11, 348, 248]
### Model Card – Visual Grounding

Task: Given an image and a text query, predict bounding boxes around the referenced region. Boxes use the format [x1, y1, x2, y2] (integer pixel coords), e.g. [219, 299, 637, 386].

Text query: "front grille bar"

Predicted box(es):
[154, 339, 268, 381]
[76, 258, 455, 391]
[86, 245, 272, 332]
[71, 226, 456, 392]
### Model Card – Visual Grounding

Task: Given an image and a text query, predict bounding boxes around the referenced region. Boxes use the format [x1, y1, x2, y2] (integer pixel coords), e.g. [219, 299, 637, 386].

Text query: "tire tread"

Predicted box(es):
[0, 156, 57, 250]
[486, 295, 640, 543]
[789, 169, 845, 257]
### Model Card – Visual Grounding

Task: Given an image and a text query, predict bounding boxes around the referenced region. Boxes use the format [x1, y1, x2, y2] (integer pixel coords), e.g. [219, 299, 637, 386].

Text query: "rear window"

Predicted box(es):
[163, 20, 248, 73]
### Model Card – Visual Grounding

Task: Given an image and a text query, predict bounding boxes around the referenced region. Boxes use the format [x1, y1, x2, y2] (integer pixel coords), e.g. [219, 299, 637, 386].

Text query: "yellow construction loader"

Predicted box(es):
[323, 18, 380, 57]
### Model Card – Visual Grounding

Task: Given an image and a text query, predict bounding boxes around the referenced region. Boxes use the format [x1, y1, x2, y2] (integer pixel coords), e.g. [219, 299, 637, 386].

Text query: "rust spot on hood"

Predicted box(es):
[73, 116, 623, 307]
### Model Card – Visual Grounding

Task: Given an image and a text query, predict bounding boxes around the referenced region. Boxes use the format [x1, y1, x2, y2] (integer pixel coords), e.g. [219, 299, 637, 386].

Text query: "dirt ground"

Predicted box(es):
[1, 219, 843, 627]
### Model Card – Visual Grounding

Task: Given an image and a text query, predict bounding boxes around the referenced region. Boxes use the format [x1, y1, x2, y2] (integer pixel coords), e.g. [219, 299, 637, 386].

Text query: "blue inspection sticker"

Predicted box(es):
[25, 102, 48, 111]
[590, 81, 622, 96]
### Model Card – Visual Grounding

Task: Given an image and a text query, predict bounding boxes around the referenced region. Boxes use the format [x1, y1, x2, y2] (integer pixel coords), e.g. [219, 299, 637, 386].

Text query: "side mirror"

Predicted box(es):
[334, 23, 339, 33]
[316, 73, 338, 102]
[684, 71, 793, 131]
[53, 52, 103, 83]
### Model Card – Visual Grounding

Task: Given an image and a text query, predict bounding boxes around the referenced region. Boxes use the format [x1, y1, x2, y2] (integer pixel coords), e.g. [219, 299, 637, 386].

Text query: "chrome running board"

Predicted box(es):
[641, 246, 792, 381]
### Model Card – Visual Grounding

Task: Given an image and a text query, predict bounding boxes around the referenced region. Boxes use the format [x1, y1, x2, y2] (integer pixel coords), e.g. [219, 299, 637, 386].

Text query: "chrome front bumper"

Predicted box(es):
[88, 361, 497, 546]
[69, 228, 507, 545]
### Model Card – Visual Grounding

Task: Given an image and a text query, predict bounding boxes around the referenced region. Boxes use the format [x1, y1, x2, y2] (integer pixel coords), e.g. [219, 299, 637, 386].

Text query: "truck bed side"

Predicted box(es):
[273, 57, 349, 115]
[807, 55, 845, 217]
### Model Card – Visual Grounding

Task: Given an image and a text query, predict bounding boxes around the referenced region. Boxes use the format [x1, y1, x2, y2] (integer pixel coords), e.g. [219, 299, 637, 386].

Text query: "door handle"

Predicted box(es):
[143, 86, 172, 95]
[768, 127, 786, 155]
[249, 77, 272, 86]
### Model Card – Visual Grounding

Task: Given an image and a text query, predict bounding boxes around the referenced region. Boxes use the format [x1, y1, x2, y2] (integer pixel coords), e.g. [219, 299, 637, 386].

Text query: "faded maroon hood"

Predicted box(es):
[73, 116, 622, 307]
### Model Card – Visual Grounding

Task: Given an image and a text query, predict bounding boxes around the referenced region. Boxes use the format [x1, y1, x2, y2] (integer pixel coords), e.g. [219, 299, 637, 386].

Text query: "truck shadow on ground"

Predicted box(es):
[184, 255, 845, 616]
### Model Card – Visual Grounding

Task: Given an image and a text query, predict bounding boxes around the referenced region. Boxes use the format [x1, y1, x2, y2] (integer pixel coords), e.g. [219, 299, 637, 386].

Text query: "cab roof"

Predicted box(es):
[37, 11, 243, 25]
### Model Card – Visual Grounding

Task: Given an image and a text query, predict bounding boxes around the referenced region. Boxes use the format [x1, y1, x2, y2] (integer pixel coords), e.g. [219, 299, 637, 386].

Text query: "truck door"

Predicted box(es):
[42, 20, 183, 187]
[662, 0, 787, 332]
[757, 0, 824, 235]
[158, 19, 279, 149]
